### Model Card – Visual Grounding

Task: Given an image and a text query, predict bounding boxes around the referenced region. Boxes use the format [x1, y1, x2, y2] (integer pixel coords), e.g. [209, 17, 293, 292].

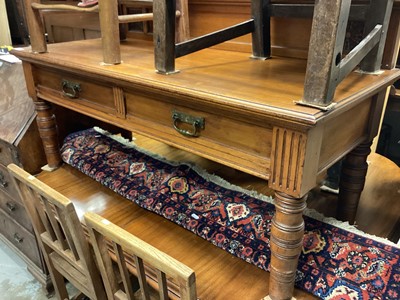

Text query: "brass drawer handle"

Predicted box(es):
[14, 233, 23, 244]
[6, 202, 16, 212]
[61, 79, 81, 99]
[172, 110, 205, 137]
[0, 172, 7, 188]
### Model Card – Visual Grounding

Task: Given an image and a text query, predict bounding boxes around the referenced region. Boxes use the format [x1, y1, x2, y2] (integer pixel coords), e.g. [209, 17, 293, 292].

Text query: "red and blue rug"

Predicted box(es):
[61, 128, 400, 300]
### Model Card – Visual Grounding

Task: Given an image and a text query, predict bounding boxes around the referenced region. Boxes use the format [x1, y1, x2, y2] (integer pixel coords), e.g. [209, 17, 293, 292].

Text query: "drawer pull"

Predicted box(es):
[14, 233, 23, 244]
[0, 172, 7, 188]
[61, 79, 81, 99]
[172, 110, 205, 137]
[6, 202, 16, 212]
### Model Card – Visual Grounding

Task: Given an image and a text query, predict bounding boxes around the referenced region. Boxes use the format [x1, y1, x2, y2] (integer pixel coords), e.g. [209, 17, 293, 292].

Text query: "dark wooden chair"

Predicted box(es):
[153, 0, 394, 110]
[7, 163, 107, 300]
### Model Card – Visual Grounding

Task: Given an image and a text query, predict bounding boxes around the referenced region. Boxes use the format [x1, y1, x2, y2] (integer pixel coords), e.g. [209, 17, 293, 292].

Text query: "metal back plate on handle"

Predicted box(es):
[172, 110, 205, 137]
[61, 79, 81, 99]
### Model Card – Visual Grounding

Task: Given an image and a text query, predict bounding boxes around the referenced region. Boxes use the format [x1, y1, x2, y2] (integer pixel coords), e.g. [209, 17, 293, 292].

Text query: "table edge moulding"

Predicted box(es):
[13, 0, 400, 299]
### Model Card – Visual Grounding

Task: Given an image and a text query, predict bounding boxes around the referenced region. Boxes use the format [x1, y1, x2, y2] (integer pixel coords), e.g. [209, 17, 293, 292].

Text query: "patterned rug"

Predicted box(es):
[61, 128, 400, 300]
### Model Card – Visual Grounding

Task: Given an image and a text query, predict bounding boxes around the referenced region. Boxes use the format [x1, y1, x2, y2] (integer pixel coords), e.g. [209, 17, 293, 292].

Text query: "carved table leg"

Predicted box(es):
[35, 100, 61, 170]
[336, 140, 372, 224]
[268, 191, 307, 300]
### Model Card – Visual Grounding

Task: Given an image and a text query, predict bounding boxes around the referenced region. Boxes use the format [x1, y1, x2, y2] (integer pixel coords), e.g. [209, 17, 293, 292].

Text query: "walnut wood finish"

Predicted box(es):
[269, 192, 306, 300]
[34, 100, 60, 170]
[337, 140, 373, 223]
[12, 36, 400, 299]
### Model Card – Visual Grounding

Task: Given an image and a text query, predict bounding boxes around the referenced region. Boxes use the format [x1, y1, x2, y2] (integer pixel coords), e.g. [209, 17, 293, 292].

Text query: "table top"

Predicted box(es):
[12, 38, 400, 127]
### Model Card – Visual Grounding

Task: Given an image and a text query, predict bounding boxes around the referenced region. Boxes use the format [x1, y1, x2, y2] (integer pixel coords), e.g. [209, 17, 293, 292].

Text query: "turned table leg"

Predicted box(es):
[336, 140, 372, 224]
[268, 191, 307, 300]
[34, 100, 61, 170]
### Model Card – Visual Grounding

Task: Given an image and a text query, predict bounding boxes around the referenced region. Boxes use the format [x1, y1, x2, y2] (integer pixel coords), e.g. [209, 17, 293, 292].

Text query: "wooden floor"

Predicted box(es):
[133, 133, 400, 243]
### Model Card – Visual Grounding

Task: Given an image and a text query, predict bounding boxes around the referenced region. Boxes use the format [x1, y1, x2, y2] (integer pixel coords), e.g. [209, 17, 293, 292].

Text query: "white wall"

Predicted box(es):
[0, 0, 12, 45]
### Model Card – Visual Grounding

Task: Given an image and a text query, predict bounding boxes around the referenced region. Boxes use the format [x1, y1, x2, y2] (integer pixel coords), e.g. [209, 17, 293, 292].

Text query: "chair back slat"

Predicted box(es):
[134, 255, 151, 300]
[55, 205, 80, 259]
[7, 163, 107, 300]
[156, 270, 169, 300]
[85, 212, 197, 300]
[90, 227, 121, 299]
[114, 241, 137, 299]
[42, 198, 69, 250]
[27, 188, 57, 241]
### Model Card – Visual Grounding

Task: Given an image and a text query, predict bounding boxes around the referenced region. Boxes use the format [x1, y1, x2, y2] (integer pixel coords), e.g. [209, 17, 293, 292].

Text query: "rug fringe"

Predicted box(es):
[94, 126, 137, 146]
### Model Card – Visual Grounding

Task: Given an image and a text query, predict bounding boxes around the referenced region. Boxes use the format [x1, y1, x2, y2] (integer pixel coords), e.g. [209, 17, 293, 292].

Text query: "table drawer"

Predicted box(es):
[0, 210, 41, 267]
[0, 163, 20, 199]
[0, 140, 17, 167]
[0, 192, 32, 232]
[34, 66, 116, 115]
[125, 91, 273, 178]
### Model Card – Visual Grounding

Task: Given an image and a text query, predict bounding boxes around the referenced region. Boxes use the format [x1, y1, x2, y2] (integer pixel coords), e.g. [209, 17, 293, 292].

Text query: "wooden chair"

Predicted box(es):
[99, 0, 190, 65]
[153, 0, 394, 109]
[23, 0, 159, 55]
[7, 163, 107, 300]
[24, 0, 189, 65]
[24, 0, 100, 53]
[84, 211, 197, 300]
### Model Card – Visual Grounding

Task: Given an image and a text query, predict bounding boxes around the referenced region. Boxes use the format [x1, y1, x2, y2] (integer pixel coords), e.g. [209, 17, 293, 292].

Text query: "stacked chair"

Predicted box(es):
[24, 0, 394, 109]
[24, 0, 190, 65]
[99, 0, 190, 64]
[150, 0, 394, 110]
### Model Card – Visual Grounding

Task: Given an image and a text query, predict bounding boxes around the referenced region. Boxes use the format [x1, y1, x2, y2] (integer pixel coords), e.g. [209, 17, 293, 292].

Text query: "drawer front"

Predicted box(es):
[125, 91, 273, 178]
[0, 210, 41, 267]
[0, 192, 33, 232]
[0, 140, 17, 167]
[0, 163, 20, 199]
[34, 67, 116, 115]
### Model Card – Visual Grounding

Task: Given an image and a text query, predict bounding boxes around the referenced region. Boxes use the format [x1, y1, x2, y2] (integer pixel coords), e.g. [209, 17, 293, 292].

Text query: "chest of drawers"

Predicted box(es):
[0, 60, 49, 289]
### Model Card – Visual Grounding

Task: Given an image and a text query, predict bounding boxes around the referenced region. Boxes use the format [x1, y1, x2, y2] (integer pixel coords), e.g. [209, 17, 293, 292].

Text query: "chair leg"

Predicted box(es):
[251, 0, 271, 59]
[360, 0, 394, 72]
[43, 245, 69, 300]
[99, 0, 121, 64]
[25, 0, 47, 53]
[175, 0, 190, 42]
[154, 0, 177, 74]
